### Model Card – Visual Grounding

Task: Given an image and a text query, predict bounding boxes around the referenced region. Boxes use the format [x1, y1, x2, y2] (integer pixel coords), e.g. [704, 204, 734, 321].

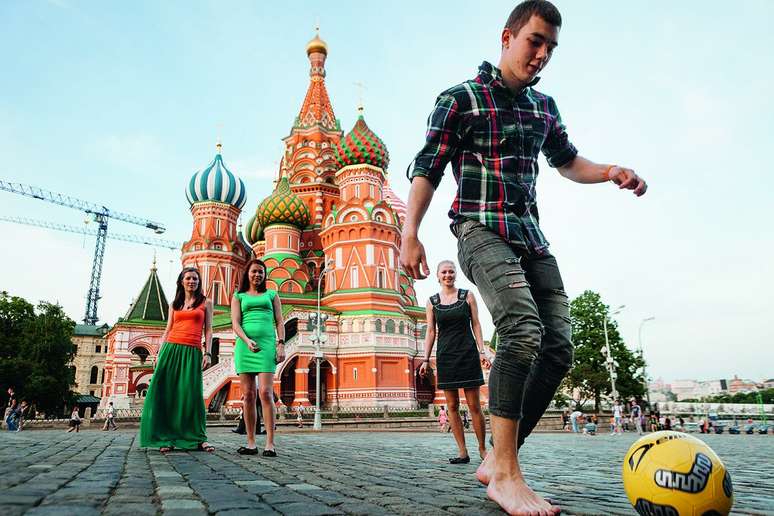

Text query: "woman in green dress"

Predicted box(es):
[231, 259, 285, 456]
[139, 267, 214, 453]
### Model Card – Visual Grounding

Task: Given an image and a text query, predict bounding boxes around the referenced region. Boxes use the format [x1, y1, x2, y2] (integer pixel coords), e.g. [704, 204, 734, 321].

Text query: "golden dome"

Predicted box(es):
[306, 31, 328, 56]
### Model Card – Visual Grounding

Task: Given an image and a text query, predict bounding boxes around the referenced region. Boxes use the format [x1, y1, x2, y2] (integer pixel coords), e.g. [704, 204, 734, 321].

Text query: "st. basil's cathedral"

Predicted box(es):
[98, 32, 470, 411]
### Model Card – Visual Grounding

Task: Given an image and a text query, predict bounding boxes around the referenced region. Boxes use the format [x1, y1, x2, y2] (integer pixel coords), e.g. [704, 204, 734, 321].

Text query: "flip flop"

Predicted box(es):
[262, 449, 277, 457]
[160, 446, 174, 453]
[449, 456, 470, 464]
[198, 442, 215, 452]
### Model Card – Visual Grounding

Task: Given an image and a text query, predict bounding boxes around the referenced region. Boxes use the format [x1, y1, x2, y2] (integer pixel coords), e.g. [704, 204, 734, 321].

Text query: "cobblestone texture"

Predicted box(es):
[1, 429, 771, 515]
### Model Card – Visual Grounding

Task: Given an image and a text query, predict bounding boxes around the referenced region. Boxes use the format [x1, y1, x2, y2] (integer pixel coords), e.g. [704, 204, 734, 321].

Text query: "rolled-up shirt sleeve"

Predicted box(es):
[542, 97, 578, 168]
[408, 94, 461, 189]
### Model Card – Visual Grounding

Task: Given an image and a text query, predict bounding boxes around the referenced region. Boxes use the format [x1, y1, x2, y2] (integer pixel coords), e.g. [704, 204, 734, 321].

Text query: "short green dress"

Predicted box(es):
[234, 290, 278, 374]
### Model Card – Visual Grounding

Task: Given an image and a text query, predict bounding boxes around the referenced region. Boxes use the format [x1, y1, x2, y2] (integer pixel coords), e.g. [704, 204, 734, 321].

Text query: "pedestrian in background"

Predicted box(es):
[67, 407, 81, 433]
[102, 402, 118, 431]
[5, 387, 18, 431]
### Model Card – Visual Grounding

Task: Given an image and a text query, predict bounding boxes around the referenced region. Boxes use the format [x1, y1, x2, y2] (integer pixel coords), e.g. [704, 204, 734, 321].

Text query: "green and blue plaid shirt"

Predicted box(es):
[409, 61, 578, 254]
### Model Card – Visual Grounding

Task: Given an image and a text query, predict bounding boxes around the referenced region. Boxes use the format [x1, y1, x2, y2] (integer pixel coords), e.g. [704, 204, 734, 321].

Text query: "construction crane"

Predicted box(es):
[0, 180, 173, 325]
[0, 216, 181, 250]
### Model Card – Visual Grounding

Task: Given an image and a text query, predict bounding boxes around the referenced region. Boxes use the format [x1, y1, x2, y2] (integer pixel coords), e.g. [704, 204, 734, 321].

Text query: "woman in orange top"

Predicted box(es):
[139, 267, 214, 452]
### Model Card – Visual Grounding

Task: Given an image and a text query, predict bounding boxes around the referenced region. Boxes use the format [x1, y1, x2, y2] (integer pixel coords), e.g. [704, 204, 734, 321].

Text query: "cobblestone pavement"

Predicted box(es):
[1, 429, 771, 515]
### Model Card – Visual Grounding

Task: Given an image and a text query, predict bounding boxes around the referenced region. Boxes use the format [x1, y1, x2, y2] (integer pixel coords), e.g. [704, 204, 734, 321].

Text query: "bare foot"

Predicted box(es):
[476, 450, 494, 485]
[487, 472, 560, 515]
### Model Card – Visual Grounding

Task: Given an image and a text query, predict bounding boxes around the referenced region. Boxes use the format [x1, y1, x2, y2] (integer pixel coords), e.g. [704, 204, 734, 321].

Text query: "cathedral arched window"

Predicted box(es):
[375, 319, 382, 332]
[399, 321, 405, 334]
[90, 366, 99, 384]
[386, 320, 396, 334]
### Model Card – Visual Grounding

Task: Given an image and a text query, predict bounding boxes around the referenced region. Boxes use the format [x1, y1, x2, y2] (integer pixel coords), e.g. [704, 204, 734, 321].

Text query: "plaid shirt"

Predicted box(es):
[409, 61, 577, 254]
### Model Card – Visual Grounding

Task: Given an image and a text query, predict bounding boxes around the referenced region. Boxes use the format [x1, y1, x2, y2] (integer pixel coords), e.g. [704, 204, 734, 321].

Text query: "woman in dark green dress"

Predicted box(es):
[420, 260, 491, 463]
[231, 259, 285, 456]
[139, 267, 214, 453]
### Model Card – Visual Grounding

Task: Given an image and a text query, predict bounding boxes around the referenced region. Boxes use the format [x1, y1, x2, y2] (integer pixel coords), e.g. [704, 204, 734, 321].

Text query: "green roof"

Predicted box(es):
[73, 323, 110, 336]
[75, 395, 101, 403]
[125, 263, 169, 322]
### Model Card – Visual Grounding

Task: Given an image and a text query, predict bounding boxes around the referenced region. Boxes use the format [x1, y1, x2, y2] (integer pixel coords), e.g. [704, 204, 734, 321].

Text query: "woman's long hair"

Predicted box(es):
[172, 267, 206, 310]
[239, 259, 268, 293]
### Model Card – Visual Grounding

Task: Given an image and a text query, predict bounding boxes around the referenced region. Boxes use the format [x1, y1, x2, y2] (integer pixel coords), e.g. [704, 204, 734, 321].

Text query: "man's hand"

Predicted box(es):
[607, 166, 647, 196]
[400, 234, 430, 280]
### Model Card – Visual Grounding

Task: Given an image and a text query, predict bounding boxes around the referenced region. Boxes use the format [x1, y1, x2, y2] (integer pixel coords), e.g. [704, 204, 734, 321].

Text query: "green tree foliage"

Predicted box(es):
[0, 291, 76, 416]
[701, 388, 774, 404]
[562, 290, 646, 412]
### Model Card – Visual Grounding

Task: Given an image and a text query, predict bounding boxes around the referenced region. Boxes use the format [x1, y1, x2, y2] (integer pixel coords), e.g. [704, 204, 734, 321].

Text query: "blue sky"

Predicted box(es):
[1, 0, 772, 384]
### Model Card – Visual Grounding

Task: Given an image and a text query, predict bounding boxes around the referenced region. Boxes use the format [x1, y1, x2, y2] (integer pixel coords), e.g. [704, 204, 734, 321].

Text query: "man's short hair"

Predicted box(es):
[505, 0, 562, 34]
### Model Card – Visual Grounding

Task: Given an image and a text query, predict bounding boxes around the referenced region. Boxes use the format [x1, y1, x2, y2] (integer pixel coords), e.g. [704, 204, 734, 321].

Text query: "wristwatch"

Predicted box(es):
[277, 339, 285, 345]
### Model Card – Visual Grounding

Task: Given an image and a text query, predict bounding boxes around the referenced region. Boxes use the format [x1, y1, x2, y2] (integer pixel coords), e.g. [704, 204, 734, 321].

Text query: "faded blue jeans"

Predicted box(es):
[454, 220, 573, 448]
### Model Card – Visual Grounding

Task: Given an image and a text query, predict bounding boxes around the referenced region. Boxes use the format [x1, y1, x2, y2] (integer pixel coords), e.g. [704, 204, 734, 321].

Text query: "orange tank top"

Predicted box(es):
[166, 303, 206, 347]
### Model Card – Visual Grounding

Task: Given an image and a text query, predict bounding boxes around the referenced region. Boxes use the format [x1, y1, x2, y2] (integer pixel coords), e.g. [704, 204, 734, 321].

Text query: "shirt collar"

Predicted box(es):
[478, 61, 540, 94]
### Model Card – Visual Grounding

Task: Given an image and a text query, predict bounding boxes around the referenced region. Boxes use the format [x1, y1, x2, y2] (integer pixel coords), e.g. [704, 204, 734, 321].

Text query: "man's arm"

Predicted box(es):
[558, 155, 648, 196]
[400, 93, 463, 280]
[400, 176, 435, 279]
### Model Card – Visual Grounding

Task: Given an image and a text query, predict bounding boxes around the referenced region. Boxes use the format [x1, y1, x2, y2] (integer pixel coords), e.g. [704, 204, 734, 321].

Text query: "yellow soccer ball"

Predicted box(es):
[622, 431, 733, 516]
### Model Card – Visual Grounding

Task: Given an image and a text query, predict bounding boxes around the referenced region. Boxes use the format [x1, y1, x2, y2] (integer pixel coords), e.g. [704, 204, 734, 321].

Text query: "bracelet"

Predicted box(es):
[204, 352, 212, 357]
[277, 340, 285, 345]
[604, 164, 617, 181]
[422, 359, 429, 363]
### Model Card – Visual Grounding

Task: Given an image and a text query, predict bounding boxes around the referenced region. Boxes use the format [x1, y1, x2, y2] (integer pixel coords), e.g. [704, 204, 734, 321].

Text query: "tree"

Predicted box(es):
[563, 290, 646, 412]
[0, 292, 76, 416]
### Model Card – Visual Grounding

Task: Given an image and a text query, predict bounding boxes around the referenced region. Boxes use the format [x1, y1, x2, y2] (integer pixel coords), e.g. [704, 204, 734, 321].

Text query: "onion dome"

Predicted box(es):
[186, 143, 247, 209]
[256, 176, 310, 229]
[334, 109, 389, 169]
[306, 30, 328, 56]
[242, 213, 264, 245]
[383, 182, 407, 224]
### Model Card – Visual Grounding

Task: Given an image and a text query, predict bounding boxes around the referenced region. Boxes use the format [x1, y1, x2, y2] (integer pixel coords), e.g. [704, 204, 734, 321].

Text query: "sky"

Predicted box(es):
[1, 0, 772, 385]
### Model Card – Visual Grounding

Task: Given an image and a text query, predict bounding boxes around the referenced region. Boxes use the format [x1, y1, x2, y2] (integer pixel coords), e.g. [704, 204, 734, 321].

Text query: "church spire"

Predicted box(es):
[297, 28, 337, 131]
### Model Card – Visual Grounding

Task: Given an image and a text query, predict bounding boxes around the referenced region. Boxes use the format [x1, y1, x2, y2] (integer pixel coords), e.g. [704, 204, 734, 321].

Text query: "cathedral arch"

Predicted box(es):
[385, 320, 396, 334]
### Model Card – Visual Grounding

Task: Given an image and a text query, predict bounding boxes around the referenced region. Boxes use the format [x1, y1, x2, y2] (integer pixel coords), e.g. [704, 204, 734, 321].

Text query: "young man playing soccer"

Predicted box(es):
[400, 1, 647, 514]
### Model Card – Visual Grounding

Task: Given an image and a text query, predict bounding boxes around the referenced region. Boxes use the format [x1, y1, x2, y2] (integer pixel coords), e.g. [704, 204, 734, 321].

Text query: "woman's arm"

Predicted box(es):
[467, 291, 491, 367]
[230, 294, 255, 349]
[466, 291, 485, 351]
[159, 306, 174, 343]
[423, 301, 436, 360]
[272, 292, 286, 362]
[419, 301, 436, 376]
[202, 300, 213, 367]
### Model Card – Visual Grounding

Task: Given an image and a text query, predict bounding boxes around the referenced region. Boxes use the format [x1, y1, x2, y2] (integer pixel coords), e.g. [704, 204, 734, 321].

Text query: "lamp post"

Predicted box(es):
[309, 259, 333, 431]
[638, 316, 655, 405]
[602, 304, 625, 404]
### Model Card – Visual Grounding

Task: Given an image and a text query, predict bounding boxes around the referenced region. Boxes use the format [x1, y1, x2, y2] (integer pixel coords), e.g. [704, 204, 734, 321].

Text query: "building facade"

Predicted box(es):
[70, 323, 110, 396]
[100, 31, 488, 412]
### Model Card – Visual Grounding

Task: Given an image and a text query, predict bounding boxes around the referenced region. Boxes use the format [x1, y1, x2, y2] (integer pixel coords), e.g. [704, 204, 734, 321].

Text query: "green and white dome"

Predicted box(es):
[186, 143, 247, 209]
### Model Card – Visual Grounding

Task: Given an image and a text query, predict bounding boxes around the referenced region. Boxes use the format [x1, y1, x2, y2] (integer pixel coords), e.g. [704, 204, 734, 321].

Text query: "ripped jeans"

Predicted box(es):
[454, 220, 573, 447]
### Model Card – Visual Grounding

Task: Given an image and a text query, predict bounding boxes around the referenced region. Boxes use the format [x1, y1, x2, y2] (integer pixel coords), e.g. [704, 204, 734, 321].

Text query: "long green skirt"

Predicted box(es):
[139, 342, 208, 449]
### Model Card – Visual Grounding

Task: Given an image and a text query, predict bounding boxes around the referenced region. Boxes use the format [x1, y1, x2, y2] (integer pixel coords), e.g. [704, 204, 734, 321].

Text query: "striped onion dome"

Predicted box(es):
[186, 143, 247, 209]
[256, 176, 310, 229]
[242, 213, 264, 245]
[333, 109, 389, 169]
[383, 181, 407, 225]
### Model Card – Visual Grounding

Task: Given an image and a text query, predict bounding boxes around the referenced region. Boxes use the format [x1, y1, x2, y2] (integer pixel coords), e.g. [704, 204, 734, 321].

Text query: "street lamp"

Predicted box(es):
[309, 259, 334, 431]
[638, 316, 655, 405]
[602, 304, 625, 404]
